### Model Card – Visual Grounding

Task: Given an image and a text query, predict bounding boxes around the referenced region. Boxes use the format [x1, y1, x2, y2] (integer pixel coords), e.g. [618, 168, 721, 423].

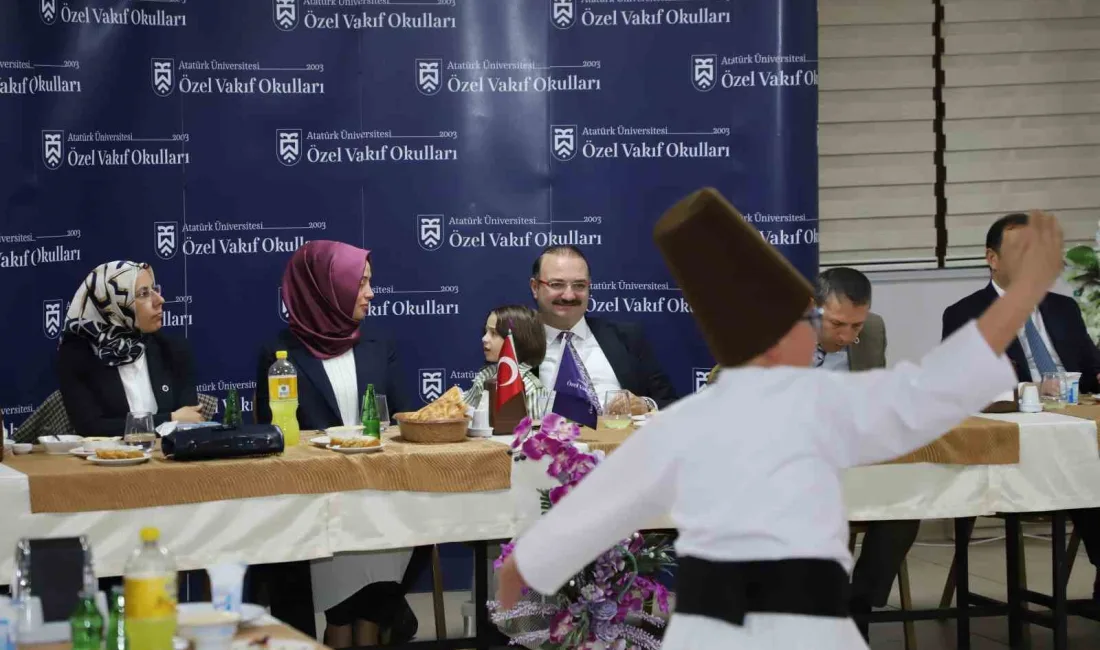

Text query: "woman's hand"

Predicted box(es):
[171, 405, 205, 423]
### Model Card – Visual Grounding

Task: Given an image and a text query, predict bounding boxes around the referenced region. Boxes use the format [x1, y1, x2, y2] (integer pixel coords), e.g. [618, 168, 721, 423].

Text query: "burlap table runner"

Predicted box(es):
[1057, 400, 1100, 449]
[5, 431, 510, 514]
[580, 415, 1021, 465]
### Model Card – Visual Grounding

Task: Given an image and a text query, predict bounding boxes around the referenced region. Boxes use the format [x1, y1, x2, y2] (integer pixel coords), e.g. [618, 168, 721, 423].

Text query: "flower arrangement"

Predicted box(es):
[1064, 227, 1100, 343]
[488, 413, 675, 650]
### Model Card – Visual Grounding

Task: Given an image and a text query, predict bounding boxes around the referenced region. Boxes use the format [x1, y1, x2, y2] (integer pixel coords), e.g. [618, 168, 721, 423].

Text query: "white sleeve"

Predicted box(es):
[820, 319, 1017, 468]
[512, 420, 677, 596]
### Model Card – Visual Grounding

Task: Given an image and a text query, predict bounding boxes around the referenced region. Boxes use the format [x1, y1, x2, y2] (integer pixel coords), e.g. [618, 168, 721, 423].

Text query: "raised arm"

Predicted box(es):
[824, 211, 1065, 467]
[509, 417, 678, 597]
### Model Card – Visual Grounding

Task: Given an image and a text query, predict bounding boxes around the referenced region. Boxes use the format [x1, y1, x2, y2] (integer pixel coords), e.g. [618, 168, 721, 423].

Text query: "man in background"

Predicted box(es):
[812, 268, 920, 639]
[530, 245, 677, 408]
[944, 212, 1100, 600]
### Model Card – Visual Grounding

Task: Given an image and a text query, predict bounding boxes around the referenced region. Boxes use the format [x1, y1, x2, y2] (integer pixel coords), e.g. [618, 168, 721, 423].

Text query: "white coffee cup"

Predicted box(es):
[1019, 383, 1042, 413]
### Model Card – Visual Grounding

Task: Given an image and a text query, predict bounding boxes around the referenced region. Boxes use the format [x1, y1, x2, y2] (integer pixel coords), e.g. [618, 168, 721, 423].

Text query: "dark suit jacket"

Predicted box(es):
[255, 328, 410, 431]
[942, 283, 1100, 394]
[57, 332, 198, 437]
[847, 312, 887, 372]
[541, 317, 678, 408]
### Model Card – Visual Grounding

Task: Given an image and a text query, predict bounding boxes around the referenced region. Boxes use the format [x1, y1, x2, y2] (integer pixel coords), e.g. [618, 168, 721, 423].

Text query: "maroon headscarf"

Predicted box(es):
[282, 240, 371, 359]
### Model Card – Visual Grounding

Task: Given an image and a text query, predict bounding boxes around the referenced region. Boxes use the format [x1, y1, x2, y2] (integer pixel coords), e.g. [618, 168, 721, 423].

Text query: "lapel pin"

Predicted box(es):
[162, 385, 169, 392]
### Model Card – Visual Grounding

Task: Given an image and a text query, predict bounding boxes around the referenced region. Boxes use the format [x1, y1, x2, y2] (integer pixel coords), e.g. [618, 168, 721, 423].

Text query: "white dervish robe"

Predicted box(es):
[512, 321, 1015, 649]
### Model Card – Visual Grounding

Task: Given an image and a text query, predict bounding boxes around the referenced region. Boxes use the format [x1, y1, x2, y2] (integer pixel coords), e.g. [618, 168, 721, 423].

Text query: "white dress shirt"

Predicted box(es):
[322, 349, 359, 426]
[991, 280, 1065, 379]
[117, 354, 159, 415]
[540, 318, 622, 401]
[513, 321, 1014, 648]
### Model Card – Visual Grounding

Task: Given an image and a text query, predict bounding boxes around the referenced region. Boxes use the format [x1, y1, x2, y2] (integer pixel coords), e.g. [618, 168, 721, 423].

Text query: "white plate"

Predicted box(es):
[177, 602, 264, 625]
[87, 452, 152, 466]
[69, 447, 96, 458]
[324, 425, 365, 435]
[238, 603, 266, 625]
[309, 435, 330, 447]
[326, 443, 383, 454]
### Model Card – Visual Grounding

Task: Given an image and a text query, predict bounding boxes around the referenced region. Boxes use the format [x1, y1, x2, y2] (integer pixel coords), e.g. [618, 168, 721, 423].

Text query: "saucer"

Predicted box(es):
[467, 427, 493, 438]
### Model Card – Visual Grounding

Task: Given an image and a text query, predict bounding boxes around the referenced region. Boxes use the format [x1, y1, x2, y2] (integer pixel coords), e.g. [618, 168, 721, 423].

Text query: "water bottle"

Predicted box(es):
[268, 351, 300, 447]
[124, 528, 177, 650]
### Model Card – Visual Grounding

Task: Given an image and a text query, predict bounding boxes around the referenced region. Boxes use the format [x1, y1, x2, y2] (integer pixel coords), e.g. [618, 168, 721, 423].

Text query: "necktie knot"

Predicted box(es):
[559, 331, 574, 344]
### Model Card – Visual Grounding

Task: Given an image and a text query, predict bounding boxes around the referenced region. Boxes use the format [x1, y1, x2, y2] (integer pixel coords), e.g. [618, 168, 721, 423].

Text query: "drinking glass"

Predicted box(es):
[124, 412, 156, 450]
[529, 388, 552, 427]
[1040, 372, 1067, 409]
[602, 390, 632, 429]
[375, 395, 390, 431]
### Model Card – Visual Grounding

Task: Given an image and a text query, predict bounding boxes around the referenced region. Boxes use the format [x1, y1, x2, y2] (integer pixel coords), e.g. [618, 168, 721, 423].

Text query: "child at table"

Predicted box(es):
[463, 305, 547, 415]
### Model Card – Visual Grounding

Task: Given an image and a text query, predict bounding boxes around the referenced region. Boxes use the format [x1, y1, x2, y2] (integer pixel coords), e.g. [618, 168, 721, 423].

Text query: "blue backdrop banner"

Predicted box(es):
[1, 0, 817, 444]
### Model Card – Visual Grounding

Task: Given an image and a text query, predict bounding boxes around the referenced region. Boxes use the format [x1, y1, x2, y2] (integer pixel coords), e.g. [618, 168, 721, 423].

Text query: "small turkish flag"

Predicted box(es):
[496, 333, 524, 413]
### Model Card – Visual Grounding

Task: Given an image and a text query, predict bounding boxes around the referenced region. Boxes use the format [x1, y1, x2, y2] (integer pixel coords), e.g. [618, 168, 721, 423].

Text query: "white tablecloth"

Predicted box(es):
[2, 411, 1099, 584]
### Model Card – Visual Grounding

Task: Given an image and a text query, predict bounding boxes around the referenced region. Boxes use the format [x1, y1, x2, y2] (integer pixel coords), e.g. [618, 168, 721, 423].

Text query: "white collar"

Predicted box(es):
[544, 317, 590, 342]
[991, 279, 1006, 297]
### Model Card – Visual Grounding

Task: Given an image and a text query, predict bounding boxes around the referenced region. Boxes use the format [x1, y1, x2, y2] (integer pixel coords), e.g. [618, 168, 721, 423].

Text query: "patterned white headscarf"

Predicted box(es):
[63, 261, 151, 366]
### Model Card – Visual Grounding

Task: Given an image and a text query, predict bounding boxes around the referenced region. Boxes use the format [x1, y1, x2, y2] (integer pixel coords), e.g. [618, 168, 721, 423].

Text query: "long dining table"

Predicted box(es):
[3, 406, 1100, 649]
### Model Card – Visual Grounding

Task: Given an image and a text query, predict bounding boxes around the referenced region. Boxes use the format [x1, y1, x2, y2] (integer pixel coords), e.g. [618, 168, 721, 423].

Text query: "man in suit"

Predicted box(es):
[810, 268, 921, 639]
[530, 245, 678, 408]
[943, 212, 1100, 599]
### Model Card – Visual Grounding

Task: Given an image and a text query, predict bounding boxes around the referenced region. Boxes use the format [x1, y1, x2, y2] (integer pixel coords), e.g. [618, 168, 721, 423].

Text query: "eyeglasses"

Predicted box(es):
[537, 279, 590, 293]
[802, 307, 823, 334]
[135, 285, 162, 301]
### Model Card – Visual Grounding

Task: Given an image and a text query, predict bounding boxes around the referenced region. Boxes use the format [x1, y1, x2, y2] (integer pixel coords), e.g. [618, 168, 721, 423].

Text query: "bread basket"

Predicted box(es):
[393, 412, 470, 444]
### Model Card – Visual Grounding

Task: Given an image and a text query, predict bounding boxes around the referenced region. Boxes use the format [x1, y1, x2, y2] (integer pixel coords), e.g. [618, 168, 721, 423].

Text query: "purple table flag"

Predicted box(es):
[551, 336, 602, 429]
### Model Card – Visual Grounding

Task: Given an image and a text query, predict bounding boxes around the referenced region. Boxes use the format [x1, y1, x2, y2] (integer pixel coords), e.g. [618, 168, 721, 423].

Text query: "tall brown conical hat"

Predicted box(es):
[652, 188, 814, 367]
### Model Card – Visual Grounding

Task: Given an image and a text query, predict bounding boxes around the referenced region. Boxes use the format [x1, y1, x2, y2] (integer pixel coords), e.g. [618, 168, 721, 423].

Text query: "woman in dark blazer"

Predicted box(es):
[253, 241, 414, 649]
[57, 260, 205, 437]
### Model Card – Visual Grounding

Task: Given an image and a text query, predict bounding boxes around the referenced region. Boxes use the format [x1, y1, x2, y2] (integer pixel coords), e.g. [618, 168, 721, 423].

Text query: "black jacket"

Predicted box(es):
[57, 332, 198, 437]
[538, 317, 678, 409]
[255, 328, 410, 430]
[942, 283, 1100, 394]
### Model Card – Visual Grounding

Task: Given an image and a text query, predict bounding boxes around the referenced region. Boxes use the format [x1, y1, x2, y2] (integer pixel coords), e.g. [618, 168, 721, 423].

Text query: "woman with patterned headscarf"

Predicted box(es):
[253, 241, 415, 648]
[57, 260, 204, 436]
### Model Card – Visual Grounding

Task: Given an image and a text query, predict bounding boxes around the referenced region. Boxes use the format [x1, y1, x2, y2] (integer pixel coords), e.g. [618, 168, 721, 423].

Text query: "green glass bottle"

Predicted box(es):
[224, 388, 241, 427]
[106, 586, 125, 650]
[70, 566, 104, 650]
[362, 384, 380, 439]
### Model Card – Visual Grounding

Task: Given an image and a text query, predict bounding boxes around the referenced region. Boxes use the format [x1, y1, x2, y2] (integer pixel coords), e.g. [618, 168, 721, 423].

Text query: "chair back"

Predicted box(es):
[14, 391, 74, 443]
[197, 393, 218, 421]
[18, 537, 89, 622]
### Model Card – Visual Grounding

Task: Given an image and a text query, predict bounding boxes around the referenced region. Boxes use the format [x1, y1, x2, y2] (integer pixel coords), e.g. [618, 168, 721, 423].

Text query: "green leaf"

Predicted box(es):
[1065, 246, 1099, 271]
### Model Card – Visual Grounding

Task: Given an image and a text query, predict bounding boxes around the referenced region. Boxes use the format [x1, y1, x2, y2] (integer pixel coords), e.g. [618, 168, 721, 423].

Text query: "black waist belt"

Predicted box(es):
[675, 556, 850, 627]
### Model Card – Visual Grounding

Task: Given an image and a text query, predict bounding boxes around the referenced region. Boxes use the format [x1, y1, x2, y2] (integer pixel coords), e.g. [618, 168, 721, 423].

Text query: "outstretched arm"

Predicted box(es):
[819, 320, 1015, 467]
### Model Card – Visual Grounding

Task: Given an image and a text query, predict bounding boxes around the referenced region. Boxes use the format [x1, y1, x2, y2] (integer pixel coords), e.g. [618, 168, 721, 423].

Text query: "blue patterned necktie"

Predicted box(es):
[1023, 316, 1058, 376]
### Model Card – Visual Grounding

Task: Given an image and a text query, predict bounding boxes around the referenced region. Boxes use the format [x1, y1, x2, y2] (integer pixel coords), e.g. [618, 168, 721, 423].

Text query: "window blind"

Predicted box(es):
[819, 0, 939, 269]
[942, 0, 1100, 265]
